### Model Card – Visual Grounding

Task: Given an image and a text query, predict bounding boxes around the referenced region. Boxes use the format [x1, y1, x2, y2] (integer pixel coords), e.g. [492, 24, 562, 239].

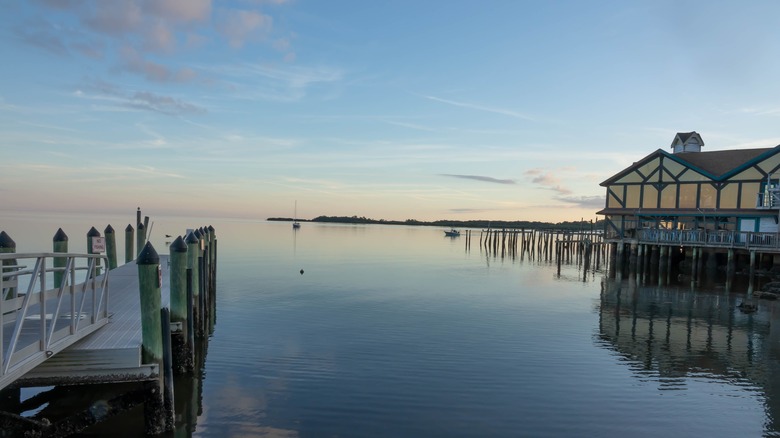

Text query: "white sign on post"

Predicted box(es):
[91, 237, 106, 253]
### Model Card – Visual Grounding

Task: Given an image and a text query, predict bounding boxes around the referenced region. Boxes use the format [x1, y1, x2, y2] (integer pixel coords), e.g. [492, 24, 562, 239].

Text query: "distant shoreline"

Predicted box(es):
[267, 215, 604, 232]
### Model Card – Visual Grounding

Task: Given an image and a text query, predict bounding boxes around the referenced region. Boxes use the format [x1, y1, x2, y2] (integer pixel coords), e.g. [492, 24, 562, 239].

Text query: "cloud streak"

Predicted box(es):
[422, 95, 535, 121]
[76, 79, 206, 116]
[440, 174, 516, 185]
[524, 168, 572, 195]
[23, 0, 295, 83]
[554, 195, 605, 209]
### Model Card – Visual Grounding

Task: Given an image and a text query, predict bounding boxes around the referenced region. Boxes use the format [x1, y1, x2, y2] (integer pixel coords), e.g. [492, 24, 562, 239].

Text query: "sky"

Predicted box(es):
[2, 0, 780, 223]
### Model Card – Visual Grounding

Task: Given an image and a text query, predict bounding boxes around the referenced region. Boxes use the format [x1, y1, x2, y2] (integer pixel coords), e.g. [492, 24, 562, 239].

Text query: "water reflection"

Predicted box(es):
[598, 275, 780, 434]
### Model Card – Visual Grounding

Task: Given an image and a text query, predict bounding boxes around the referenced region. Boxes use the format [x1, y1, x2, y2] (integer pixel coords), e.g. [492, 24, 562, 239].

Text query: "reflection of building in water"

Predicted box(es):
[598, 276, 780, 433]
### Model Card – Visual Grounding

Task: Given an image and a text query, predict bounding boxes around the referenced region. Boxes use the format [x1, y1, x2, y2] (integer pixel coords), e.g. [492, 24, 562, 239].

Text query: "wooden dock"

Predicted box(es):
[16, 257, 171, 386]
[1, 220, 217, 435]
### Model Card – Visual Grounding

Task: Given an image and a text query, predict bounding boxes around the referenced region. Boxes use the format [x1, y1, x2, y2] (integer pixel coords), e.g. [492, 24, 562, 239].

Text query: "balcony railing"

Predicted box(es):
[633, 228, 780, 250]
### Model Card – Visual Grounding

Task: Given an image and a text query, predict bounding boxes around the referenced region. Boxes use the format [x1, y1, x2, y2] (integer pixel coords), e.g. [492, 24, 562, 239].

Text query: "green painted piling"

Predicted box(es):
[186, 267, 195, 367]
[105, 224, 117, 270]
[125, 224, 134, 263]
[137, 222, 146, 257]
[160, 307, 175, 431]
[136, 242, 162, 365]
[208, 225, 216, 294]
[169, 237, 188, 329]
[87, 227, 102, 277]
[210, 237, 217, 330]
[186, 231, 200, 335]
[1, 231, 17, 299]
[53, 228, 68, 288]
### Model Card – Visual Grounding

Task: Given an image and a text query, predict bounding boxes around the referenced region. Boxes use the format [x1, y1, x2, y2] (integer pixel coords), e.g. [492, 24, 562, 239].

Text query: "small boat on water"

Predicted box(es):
[292, 201, 301, 229]
[444, 228, 461, 237]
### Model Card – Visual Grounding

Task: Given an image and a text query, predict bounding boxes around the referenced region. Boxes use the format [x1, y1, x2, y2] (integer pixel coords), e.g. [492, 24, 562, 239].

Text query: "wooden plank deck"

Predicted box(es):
[17, 256, 170, 385]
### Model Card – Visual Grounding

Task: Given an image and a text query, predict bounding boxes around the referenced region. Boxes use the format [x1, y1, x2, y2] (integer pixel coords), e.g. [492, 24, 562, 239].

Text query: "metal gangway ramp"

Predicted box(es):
[1, 252, 109, 391]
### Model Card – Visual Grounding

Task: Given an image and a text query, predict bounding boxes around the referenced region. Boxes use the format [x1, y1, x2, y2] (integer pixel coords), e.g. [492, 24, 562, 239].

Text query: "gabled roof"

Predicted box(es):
[600, 145, 780, 186]
[675, 148, 773, 177]
[670, 131, 704, 149]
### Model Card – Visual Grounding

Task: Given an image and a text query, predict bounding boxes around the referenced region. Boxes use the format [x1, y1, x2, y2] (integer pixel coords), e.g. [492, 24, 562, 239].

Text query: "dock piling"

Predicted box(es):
[53, 228, 68, 288]
[125, 224, 134, 264]
[105, 225, 117, 270]
[87, 227, 102, 277]
[136, 241, 166, 434]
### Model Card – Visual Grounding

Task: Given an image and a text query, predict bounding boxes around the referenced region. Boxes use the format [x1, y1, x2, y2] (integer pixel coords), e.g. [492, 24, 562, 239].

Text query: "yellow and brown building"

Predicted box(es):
[598, 132, 780, 241]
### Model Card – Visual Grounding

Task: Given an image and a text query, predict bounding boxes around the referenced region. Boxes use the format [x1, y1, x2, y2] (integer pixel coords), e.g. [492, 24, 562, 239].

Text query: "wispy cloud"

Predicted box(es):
[205, 62, 343, 101]
[524, 168, 572, 195]
[75, 79, 206, 116]
[554, 195, 605, 209]
[422, 95, 535, 121]
[440, 174, 516, 185]
[22, 0, 295, 83]
[216, 8, 273, 48]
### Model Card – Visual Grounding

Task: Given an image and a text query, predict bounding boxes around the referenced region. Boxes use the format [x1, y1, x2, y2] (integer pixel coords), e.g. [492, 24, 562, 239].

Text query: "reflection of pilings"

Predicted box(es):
[608, 243, 617, 278]
[658, 246, 668, 287]
[748, 250, 756, 295]
[696, 247, 704, 284]
[629, 243, 638, 273]
[636, 244, 644, 278]
[726, 249, 735, 293]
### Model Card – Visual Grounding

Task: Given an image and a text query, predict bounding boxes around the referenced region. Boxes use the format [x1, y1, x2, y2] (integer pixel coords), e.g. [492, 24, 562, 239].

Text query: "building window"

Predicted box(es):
[679, 184, 697, 208]
[660, 185, 676, 208]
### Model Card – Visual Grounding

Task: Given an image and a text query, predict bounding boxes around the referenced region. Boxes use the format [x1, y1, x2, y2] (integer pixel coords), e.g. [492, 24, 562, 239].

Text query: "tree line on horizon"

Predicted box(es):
[267, 215, 605, 231]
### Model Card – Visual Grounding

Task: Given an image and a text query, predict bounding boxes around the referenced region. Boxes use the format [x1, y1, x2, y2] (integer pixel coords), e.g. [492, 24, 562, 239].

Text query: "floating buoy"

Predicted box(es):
[300, 269, 304, 275]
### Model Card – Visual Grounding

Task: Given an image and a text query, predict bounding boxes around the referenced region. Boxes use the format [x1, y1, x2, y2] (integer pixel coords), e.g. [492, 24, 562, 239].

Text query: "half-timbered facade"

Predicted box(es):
[598, 132, 780, 239]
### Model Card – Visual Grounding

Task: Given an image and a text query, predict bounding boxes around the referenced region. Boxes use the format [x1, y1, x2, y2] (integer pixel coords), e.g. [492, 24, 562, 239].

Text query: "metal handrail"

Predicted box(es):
[0, 252, 110, 390]
[634, 229, 780, 250]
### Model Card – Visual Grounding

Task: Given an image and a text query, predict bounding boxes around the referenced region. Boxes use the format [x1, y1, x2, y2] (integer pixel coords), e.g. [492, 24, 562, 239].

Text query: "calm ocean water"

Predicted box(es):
[2, 214, 779, 437]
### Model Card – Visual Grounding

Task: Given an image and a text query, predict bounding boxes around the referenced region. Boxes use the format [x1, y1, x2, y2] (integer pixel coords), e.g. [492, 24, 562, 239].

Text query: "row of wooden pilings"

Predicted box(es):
[469, 228, 607, 266]
[137, 225, 217, 434]
[607, 240, 759, 293]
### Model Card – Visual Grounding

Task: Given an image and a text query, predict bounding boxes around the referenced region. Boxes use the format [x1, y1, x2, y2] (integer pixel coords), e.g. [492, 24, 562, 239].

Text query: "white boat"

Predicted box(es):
[444, 228, 460, 237]
[293, 201, 301, 229]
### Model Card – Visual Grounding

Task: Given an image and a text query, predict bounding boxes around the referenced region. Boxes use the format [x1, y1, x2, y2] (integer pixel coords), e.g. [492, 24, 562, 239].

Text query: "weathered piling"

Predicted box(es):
[136, 242, 166, 434]
[136, 222, 146, 257]
[87, 227, 102, 277]
[125, 224, 134, 264]
[186, 267, 195, 365]
[53, 228, 68, 288]
[198, 228, 208, 336]
[105, 224, 117, 270]
[137, 242, 162, 365]
[160, 307, 175, 430]
[186, 231, 201, 338]
[208, 226, 218, 331]
[170, 236, 192, 373]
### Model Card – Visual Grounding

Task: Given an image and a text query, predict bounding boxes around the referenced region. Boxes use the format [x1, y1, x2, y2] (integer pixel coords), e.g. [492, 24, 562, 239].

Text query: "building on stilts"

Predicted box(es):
[597, 131, 780, 288]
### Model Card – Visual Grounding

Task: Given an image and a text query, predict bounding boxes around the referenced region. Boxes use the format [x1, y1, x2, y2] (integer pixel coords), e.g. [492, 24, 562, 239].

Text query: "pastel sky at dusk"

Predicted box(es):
[2, 0, 780, 223]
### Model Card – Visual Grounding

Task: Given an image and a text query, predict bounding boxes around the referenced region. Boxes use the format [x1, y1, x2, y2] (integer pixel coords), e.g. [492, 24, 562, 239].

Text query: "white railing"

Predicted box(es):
[636, 229, 780, 250]
[1, 252, 110, 390]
